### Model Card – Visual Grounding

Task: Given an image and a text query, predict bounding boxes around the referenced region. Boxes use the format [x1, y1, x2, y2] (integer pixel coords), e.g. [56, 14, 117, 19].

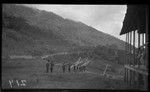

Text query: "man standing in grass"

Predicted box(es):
[50, 59, 54, 73]
[62, 62, 66, 73]
[114, 50, 119, 64]
[46, 59, 50, 73]
[67, 63, 71, 72]
[73, 65, 76, 72]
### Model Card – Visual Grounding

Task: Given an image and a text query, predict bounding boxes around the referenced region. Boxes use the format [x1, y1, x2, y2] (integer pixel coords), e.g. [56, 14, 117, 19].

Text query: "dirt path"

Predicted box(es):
[41, 51, 85, 59]
[9, 51, 84, 59]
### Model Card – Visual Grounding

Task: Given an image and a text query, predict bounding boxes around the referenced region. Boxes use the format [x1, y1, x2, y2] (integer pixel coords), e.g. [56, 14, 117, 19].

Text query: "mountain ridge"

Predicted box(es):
[2, 4, 126, 56]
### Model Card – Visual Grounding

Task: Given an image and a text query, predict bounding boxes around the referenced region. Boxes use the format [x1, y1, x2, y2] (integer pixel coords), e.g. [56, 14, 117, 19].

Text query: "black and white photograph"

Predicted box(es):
[2, 4, 148, 90]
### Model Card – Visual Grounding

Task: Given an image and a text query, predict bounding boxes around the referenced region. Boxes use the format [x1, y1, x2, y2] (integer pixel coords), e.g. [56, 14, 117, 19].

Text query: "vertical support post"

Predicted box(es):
[126, 33, 128, 65]
[125, 67, 126, 83]
[128, 32, 130, 65]
[142, 33, 144, 46]
[138, 32, 140, 47]
[133, 30, 136, 87]
[129, 69, 131, 86]
[145, 6, 148, 89]
[126, 68, 128, 84]
[133, 30, 135, 65]
[135, 72, 138, 87]
[130, 31, 132, 65]
[137, 31, 140, 88]
[142, 33, 145, 65]
[124, 68, 126, 82]
[129, 32, 132, 86]
[124, 34, 128, 84]
[127, 33, 129, 65]
[145, 6, 148, 69]
[144, 34, 145, 44]
[138, 32, 140, 66]
[133, 71, 136, 87]
[130, 71, 132, 85]
[125, 34, 127, 65]
[127, 69, 128, 84]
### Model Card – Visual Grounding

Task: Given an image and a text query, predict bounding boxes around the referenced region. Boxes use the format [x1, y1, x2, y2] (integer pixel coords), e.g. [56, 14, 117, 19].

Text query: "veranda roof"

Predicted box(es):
[120, 5, 147, 35]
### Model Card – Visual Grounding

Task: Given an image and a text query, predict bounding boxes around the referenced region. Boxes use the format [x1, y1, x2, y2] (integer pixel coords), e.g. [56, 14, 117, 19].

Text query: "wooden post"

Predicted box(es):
[129, 32, 130, 65]
[126, 33, 128, 65]
[127, 33, 129, 65]
[130, 31, 132, 65]
[138, 32, 140, 47]
[124, 34, 128, 83]
[133, 71, 136, 87]
[138, 32, 141, 89]
[138, 32, 140, 66]
[127, 69, 128, 84]
[135, 72, 138, 87]
[126, 34, 127, 65]
[144, 6, 148, 89]
[129, 32, 132, 86]
[124, 68, 126, 82]
[125, 34, 127, 65]
[142, 33, 145, 65]
[133, 30, 135, 65]
[145, 5, 148, 69]
[129, 69, 131, 86]
[133, 32, 136, 86]
[130, 70, 132, 85]
[142, 33, 144, 46]
[103, 64, 109, 76]
[126, 68, 127, 83]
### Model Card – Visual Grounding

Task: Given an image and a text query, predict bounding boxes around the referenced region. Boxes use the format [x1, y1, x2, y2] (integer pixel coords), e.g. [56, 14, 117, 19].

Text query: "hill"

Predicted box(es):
[2, 4, 126, 57]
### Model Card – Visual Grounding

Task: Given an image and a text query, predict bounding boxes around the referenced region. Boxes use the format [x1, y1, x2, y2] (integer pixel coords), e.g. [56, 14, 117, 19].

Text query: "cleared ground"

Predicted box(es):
[2, 54, 130, 89]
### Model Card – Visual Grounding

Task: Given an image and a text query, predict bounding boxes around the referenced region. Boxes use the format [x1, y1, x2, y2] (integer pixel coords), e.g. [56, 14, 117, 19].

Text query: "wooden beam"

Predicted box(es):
[125, 65, 148, 76]
[103, 64, 110, 76]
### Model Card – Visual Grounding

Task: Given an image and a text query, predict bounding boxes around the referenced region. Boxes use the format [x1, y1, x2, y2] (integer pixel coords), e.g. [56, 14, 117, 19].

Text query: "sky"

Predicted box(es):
[24, 4, 127, 41]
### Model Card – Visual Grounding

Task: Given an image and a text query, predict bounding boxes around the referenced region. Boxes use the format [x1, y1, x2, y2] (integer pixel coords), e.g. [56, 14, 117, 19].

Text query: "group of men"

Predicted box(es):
[62, 62, 72, 73]
[45, 59, 54, 73]
[45, 58, 87, 73]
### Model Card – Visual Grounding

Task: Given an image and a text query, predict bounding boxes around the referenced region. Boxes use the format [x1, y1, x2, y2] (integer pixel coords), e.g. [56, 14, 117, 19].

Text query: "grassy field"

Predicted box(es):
[2, 54, 131, 89]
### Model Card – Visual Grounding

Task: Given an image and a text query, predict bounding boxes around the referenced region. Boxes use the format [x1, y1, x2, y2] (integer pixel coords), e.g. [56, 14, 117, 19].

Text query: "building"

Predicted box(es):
[120, 5, 148, 90]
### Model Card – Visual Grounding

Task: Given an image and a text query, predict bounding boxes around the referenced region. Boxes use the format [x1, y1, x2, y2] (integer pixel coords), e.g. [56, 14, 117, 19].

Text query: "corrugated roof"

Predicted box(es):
[120, 5, 147, 35]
